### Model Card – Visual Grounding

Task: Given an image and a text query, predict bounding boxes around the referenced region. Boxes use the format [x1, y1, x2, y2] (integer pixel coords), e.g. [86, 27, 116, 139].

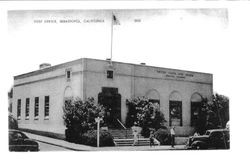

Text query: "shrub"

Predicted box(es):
[141, 126, 151, 138]
[63, 97, 105, 142]
[79, 130, 115, 147]
[154, 128, 171, 145]
[126, 97, 149, 127]
[195, 93, 229, 134]
[126, 96, 166, 137]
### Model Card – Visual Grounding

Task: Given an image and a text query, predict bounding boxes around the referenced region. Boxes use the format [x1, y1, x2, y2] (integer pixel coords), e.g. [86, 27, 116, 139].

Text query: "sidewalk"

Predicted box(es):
[24, 132, 186, 151]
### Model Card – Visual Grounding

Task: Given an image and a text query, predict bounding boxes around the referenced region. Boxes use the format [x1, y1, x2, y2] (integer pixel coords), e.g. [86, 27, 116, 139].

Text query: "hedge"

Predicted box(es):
[79, 130, 115, 147]
[154, 128, 171, 145]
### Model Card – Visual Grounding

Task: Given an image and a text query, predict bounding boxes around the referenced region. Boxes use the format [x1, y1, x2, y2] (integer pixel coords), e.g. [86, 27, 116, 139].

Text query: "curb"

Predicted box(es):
[25, 132, 186, 151]
[34, 139, 88, 151]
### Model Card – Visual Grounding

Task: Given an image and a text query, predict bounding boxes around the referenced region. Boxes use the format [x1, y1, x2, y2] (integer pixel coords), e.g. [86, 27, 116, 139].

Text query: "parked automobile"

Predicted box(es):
[9, 130, 39, 151]
[9, 114, 18, 129]
[186, 129, 230, 150]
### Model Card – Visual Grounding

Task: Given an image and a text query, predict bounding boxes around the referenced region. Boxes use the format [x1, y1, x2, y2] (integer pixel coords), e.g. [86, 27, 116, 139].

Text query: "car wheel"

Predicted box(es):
[191, 142, 206, 150]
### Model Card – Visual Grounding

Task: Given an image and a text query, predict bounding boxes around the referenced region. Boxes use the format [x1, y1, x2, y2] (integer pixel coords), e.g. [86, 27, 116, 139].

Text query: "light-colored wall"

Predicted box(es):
[83, 58, 213, 135]
[13, 61, 83, 134]
[83, 59, 134, 123]
[12, 58, 213, 136]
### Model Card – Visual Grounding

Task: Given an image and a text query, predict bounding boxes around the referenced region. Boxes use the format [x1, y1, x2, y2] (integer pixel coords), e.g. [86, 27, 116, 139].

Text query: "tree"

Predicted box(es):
[211, 93, 229, 128]
[126, 97, 166, 137]
[63, 97, 105, 142]
[195, 93, 229, 134]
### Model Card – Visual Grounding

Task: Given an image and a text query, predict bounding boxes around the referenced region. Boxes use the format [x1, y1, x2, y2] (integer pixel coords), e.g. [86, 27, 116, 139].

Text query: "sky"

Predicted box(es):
[7, 9, 228, 94]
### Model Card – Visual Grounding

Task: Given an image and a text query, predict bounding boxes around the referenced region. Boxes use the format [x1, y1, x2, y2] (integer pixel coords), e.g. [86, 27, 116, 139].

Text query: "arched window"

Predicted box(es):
[191, 93, 202, 127]
[169, 91, 182, 126]
[146, 89, 160, 105]
[64, 86, 73, 106]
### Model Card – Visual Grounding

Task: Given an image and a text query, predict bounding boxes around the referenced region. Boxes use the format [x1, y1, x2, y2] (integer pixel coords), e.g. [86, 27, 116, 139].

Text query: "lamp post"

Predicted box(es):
[95, 117, 102, 147]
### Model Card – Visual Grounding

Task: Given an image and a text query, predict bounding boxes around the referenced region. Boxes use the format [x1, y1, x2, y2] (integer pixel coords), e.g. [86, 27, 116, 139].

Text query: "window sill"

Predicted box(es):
[34, 117, 39, 120]
[44, 116, 49, 120]
[25, 117, 29, 120]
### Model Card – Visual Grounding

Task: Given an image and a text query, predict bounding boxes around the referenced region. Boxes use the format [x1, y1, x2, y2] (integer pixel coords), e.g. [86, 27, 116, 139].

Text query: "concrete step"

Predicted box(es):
[108, 129, 133, 139]
[114, 138, 160, 147]
[108, 129, 144, 139]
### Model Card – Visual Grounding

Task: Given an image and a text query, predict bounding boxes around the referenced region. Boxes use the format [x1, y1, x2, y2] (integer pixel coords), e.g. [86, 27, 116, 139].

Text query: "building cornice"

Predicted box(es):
[13, 57, 212, 81]
[14, 58, 83, 80]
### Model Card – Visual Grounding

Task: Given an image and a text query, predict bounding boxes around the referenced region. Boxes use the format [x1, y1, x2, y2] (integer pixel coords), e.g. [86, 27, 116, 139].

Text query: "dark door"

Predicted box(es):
[191, 102, 202, 126]
[98, 87, 121, 128]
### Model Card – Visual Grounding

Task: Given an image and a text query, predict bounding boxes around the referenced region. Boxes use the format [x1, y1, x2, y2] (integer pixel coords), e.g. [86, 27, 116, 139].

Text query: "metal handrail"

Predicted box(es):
[116, 118, 126, 129]
[116, 118, 128, 138]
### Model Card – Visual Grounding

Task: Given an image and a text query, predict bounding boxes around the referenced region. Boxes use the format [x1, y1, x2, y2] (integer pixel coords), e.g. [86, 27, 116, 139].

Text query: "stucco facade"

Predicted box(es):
[12, 58, 213, 136]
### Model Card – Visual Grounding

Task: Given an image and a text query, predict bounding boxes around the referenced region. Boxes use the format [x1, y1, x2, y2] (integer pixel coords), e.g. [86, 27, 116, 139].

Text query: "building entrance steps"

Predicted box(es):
[108, 128, 160, 147]
[114, 138, 160, 147]
[108, 128, 133, 139]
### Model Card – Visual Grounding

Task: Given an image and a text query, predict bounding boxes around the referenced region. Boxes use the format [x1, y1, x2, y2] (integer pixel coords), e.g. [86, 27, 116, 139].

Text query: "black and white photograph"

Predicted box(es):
[1, 1, 250, 162]
[7, 8, 230, 151]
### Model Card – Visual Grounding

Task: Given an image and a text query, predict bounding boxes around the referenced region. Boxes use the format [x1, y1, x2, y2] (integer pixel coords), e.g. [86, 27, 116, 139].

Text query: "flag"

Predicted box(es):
[112, 13, 120, 25]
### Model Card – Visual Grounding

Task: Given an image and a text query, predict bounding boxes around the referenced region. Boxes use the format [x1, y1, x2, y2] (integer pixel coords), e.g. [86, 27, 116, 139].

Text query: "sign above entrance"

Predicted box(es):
[156, 70, 194, 80]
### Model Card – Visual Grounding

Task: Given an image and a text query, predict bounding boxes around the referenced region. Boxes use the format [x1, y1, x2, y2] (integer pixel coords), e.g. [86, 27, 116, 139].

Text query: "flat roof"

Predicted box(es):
[14, 58, 83, 80]
[14, 57, 212, 80]
[86, 57, 212, 76]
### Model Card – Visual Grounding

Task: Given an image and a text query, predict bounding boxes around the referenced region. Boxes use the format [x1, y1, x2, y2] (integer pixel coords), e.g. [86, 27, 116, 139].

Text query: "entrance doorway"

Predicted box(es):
[98, 87, 121, 128]
[191, 93, 203, 127]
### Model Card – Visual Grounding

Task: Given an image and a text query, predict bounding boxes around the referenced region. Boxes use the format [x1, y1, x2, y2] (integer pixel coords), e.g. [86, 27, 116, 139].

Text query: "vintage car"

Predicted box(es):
[186, 129, 230, 150]
[9, 130, 39, 151]
[9, 114, 18, 129]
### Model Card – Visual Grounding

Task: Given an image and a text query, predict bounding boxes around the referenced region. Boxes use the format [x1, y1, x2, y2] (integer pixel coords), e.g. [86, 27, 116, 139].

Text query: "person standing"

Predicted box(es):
[170, 126, 175, 148]
[149, 130, 155, 147]
[132, 122, 139, 146]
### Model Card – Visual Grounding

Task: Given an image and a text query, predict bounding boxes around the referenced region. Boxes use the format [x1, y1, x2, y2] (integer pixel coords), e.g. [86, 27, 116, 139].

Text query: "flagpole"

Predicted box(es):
[110, 12, 114, 63]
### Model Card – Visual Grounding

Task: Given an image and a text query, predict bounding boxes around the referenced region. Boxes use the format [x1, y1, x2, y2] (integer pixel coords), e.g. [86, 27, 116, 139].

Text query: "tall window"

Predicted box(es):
[25, 98, 30, 119]
[44, 96, 50, 118]
[17, 99, 21, 119]
[191, 102, 202, 126]
[169, 91, 182, 126]
[34, 97, 39, 119]
[191, 93, 202, 127]
[169, 101, 182, 126]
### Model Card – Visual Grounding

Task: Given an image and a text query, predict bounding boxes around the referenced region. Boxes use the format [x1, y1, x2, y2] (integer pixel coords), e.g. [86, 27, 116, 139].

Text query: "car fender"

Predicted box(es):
[191, 140, 208, 149]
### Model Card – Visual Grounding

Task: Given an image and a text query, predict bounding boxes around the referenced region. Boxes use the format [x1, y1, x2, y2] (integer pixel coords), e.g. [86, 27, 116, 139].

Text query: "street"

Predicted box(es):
[19, 131, 187, 151]
[37, 141, 70, 151]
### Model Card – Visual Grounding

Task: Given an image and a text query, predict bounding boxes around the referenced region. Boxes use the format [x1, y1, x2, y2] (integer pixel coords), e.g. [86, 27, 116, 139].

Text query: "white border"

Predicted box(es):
[1, 1, 250, 162]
